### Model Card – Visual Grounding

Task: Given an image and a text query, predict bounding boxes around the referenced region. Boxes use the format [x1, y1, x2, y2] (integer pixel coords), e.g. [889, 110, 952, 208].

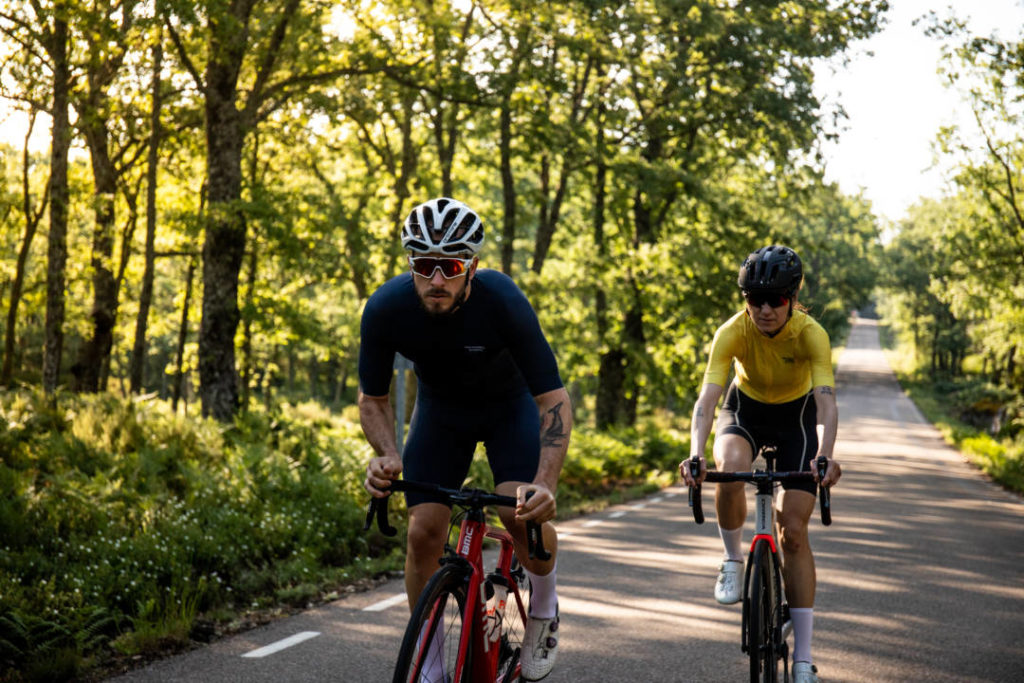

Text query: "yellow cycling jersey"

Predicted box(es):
[702, 309, 834, 404]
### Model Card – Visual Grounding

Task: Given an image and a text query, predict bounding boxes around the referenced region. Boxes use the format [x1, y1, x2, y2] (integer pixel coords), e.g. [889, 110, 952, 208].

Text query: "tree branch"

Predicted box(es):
[243, 0, 301, 125]
[164, 15, 205, 95]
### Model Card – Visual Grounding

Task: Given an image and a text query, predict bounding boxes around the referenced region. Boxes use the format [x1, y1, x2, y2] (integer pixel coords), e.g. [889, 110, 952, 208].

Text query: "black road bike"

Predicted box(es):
[687, 448, 832, 682]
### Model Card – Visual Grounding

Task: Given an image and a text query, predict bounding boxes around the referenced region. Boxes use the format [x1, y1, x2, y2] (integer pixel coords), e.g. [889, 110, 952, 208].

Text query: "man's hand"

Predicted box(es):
[364, 455, 403, 497]
[679, 454, 708, 487]
[515, 483, 556, 524]
[814, 456, 842, 488]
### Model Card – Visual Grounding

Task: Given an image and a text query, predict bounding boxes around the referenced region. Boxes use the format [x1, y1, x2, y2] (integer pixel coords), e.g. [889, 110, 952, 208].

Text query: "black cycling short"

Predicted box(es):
[716, 383, 818, 494]
[401, 387, 540, 507]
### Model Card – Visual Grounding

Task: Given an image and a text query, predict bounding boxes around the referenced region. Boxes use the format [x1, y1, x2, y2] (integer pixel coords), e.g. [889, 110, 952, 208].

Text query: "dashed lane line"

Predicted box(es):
[363, 593, 408, 612]
[241, 631, 320, 658]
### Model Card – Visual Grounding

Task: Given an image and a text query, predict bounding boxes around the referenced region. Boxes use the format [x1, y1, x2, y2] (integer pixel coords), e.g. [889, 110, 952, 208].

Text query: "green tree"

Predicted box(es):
[164, 0, 374, 420]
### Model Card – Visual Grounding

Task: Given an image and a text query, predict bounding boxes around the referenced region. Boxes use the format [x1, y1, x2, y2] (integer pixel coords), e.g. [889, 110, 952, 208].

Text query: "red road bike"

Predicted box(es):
[365, 479, 549, 683]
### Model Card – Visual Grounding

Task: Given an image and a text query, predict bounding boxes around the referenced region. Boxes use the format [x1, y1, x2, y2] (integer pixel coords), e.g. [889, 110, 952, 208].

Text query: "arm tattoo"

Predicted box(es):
[695, 406, 705, 417]
[819, 386, 833, 395]
[540, 401, 567, 448]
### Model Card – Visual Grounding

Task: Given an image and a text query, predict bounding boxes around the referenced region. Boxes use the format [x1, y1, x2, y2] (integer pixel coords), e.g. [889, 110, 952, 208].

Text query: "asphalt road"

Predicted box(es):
[109, 317, 1024, 682]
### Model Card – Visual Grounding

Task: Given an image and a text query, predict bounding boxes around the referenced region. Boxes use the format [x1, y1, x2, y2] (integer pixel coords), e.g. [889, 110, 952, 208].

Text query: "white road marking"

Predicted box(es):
[609, 511, 627, 518]
[630, 503, 647, 510]
[241, 631, 320, 658]
[582, 519, 603, 527]
[650, 496, 664, 503]
[363, 593, 408, 612]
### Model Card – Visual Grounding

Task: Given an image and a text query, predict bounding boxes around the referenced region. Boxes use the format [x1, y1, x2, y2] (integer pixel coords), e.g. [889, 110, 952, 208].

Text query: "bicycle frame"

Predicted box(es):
[449, 508, 529, 682]
[740, 462, 787, 681]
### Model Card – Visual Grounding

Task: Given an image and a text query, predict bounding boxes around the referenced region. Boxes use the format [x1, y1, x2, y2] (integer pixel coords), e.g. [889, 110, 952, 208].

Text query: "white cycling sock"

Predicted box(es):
[719, 525, 745, 562]
[526, 562, 558, 619]
[790, 607, 814, 664]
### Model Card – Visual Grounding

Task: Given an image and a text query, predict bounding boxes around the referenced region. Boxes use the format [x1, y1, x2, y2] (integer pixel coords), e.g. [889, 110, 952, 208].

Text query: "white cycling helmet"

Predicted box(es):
[401, 197, 484, 255]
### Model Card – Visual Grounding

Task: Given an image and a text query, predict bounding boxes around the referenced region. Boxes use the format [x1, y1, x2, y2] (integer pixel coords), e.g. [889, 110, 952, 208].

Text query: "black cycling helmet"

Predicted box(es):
[737, 245, 803, 297]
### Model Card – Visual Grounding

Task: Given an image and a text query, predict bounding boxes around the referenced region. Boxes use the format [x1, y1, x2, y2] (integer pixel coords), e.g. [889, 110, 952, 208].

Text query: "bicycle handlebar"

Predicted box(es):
[687, 455, 832, 526]
[362, 479, 552, 561]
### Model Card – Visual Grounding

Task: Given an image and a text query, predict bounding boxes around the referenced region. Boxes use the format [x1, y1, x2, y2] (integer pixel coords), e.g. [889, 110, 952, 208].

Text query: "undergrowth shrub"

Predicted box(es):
[0, 391, 398, 682]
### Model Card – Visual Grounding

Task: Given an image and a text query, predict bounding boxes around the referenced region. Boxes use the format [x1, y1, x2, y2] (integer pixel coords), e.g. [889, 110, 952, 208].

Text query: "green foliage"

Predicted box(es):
[558, 419, 686, 507]
[0, 390, 395, 679]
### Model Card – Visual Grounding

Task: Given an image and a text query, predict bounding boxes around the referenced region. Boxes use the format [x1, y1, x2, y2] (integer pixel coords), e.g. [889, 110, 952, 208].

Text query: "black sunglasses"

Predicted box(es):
[743, 291, 790, 308]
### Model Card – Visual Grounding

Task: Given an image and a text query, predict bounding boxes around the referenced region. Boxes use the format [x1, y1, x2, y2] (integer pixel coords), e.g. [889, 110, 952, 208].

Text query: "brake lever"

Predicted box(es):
[815, 456, 832, 527]
[523, 491, 551, 561]
[687, 456, 705, 524]
[364, 495, 398, 537]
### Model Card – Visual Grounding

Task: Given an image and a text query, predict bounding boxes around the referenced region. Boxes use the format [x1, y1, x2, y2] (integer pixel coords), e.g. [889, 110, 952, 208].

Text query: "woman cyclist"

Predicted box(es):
[680, 245, 842, 683]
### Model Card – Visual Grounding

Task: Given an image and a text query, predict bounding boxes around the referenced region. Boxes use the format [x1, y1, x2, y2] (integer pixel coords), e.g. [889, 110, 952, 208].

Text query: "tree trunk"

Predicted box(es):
[198, 34, 248, 421]
[43, 13, 71, 395]
[531, 157, 570, 276]
[172, 257, 196, 413]
[1007, 345, 1017, 387]
[499, 92, 515, 275]
[431, 100, 458, 198]
[131, 28, 163, 393]
[386, 92, 417, 278]
[4, 114, 48, 386]
[240, 227, 258, 411]
[592, 111, 621, 430]
[74, 120, 119, 392]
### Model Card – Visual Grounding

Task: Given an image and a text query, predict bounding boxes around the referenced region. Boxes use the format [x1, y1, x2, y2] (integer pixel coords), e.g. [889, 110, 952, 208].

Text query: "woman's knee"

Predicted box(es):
[713, 434, 753, 471]
[778, 519, 809, 554]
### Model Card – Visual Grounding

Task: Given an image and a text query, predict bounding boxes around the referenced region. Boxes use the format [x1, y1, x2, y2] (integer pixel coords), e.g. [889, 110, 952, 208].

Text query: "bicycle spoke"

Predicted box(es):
[394, 566, 470, 683]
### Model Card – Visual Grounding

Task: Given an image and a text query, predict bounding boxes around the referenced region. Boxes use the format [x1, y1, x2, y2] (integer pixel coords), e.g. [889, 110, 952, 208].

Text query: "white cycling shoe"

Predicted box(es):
[793, 661, 819, 683]
[714, 559, 743, 605]
[521, 610, 559, 681]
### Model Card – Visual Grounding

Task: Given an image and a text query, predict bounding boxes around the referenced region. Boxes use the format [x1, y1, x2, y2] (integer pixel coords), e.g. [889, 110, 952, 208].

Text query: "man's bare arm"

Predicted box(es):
[358, 390, 403, 496]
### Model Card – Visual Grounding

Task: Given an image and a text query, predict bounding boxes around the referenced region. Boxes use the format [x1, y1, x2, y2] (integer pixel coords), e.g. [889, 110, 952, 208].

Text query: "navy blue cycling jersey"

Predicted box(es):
[358, 269, 564, 401]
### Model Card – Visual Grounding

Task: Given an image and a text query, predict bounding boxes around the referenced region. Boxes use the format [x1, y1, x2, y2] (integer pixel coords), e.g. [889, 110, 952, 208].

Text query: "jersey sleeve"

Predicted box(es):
[499, 280, 564, 396]
[702, 320, 741, 387]
[357, 292, 397, 397]
[805, 323, 835, 389]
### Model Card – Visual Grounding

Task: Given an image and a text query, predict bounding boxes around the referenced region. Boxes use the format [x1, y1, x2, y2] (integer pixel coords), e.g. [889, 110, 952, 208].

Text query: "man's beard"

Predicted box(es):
[418, 279, 469, 317]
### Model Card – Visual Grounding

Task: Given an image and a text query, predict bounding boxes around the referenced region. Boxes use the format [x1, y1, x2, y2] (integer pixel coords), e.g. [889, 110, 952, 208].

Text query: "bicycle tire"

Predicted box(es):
[393, 564, 472, 683]
[746, 540, 780, 683]
[495, 556, 530, 681]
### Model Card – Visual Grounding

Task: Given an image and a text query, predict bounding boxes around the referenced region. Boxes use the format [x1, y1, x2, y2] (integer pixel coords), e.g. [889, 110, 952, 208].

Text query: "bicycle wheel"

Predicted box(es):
[393, 564, 472, 683]
[746, 540, 780, 683]
[495, 556, 530, 682]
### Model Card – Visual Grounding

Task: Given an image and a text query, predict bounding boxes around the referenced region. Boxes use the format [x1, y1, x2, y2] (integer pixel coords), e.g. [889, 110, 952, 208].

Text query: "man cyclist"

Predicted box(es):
[360, 197, 571, 682]
[679, 245, 841, 683]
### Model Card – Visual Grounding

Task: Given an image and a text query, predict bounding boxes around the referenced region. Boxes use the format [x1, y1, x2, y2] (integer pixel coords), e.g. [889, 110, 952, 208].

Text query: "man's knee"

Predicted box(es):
[407, 505, 450, 558]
